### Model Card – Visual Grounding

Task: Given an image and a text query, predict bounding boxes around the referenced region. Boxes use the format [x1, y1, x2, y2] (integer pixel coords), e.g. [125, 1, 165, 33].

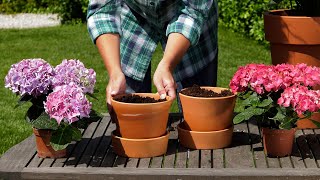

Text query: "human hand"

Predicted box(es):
[153, 60, 177, 99]
[106, 71, 126, 123]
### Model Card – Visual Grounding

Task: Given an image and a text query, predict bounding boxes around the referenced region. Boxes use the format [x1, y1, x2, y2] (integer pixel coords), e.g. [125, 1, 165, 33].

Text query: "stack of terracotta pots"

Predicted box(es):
[178, 87, 236, 149]
[111, 93, 173, 158]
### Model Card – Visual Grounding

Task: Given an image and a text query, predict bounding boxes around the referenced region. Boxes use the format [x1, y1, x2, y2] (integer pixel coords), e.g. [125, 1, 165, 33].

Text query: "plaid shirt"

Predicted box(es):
[87, 0, 217, 82]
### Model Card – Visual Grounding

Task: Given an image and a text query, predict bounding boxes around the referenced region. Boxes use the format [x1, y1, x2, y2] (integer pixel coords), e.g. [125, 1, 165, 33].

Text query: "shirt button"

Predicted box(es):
[150, 2, 155, 6]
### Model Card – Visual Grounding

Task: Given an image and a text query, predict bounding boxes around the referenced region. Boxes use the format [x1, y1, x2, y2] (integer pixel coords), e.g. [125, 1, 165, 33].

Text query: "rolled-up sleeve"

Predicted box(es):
[166, 0, 213, 46]
[87, 0, 121, 43]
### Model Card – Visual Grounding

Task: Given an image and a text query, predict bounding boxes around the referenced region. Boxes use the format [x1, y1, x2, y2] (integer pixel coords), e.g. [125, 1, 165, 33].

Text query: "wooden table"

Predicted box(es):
[1, 114, 320, 180]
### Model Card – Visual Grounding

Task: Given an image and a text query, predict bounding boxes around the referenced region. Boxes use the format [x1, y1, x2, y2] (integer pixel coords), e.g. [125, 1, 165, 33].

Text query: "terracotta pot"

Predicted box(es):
[33, 128, 66, 158]
[297, 113, 320, 129]
[111, 130, 169, 158]
[111, 93, 173, 139]
[262, 127, 296, 157]
[179, 87, 236, 131]
[264, 10, 320, 129]
[264, 10, 320, 66]
[177, 123, 233, 150]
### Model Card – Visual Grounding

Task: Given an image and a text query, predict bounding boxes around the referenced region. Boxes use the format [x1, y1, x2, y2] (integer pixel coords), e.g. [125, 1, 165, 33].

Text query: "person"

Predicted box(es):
[87, 0, 218, 115]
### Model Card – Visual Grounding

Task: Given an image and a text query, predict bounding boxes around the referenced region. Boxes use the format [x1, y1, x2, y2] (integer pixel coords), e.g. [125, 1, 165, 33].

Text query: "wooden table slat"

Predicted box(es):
[76, 118, 110, 167]
[100, 148, 117, 167]
[200, 150, 211, 168]
[27, 156, 43, 168]
[149, 156, 164, 168]
[126, 158, 139, 168]
[224, 123, 254, 168]
[138, 158, 151, 168]
[51, 120, 100, 167]
[89, 120, 115, 167]
[0, 136, 36, 170]
[302, 130, 320, 167]
[113, 156, 127, 168]
[162, 118, 180, 168]
[212, 149, 224, 168]
[187, 149, 199, 168]
[295, 130, 318, 168]
[246, 121, 268, 168]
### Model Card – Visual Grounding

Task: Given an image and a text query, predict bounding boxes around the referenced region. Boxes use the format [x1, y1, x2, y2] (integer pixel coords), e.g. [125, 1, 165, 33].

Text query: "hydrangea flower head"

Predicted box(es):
[53, 59, 96, 94]
[4, 58, 54, 97]
[44, 83, 92, 124]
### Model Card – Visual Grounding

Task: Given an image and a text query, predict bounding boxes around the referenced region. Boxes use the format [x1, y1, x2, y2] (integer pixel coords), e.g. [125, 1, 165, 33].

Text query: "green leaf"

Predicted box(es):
[310, 120, 320, 128]
[15, 94, 32, 108]
[31, 112, 59, 130]
[257, 97, 273, 108]
[73, 110, 102, 129]
[271, 107, 286, 121]
[241, 92, 259, 107]
[233, 106, 265, 124]
[71, 126, 82, 141]
[25, 105, 44, 123]
[87, 93, 98, 100]
[279, 118, 294, 130]
[50, 124, 82, 151]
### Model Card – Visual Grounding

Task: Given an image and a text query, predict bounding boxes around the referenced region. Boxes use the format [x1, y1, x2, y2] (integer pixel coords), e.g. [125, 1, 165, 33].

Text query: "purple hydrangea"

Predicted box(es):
[4, 59, 54, 97]
[53, 59, 96, 94]
[44, 83, 92, 124]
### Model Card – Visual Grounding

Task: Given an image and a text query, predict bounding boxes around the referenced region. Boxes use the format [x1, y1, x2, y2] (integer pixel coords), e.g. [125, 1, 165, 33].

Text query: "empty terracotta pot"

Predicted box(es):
[177, 123, 233, 150]
[179, 87, 236, 131]
[262, 127, 296, 157]
[111, 93, 173, 139]
[111, 130, 169, 158]
[297, 113, 320, 129]
[33, 128, 66, 158]
[264, 10, 320, 66]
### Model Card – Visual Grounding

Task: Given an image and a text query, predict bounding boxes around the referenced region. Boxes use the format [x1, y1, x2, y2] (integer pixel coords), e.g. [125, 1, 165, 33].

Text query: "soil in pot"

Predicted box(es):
[114, 94, 166, 103]
[180, 85, 233, 97]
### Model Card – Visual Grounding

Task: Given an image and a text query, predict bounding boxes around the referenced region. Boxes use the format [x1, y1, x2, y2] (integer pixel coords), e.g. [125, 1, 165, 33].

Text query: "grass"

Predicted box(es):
[0, 24, 270, 156]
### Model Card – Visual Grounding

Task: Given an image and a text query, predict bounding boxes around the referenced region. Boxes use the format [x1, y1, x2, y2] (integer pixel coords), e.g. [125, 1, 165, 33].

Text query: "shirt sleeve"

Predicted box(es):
[87, 0, 121, 43]
[166, 0, 213, 46]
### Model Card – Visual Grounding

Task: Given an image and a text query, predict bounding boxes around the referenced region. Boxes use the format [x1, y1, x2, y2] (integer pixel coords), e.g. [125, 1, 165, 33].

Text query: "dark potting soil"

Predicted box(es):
[180, 85, 233, 97]
[114, 94, 166, 103]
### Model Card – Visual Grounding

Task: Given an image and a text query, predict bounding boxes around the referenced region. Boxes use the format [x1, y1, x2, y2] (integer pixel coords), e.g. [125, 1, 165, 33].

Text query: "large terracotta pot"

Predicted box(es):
[33, 128, 66, 158]
[111, 93, 173, 139]
[262, 127, 296, 157]
[264, 10, 320, 128]
[264, 10, 320, 66]
[179, 87, 236, 131]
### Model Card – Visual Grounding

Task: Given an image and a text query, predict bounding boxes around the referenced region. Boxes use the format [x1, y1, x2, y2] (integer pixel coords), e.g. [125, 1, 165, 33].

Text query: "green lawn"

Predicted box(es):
[0, 24, 270, 156]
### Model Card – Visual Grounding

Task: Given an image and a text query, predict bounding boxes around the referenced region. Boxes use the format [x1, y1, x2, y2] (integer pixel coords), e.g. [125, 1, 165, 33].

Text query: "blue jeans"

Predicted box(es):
[125, 56, 218, 112]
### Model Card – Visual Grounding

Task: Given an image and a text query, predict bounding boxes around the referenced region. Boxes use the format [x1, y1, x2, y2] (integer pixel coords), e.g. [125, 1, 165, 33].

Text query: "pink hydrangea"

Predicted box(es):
[230, 63, 320, 94]
[53, 59, 96, 94]
[4, 59, 54, 97]
[44, 83, 92, 124]
[278, 85, 320, 115]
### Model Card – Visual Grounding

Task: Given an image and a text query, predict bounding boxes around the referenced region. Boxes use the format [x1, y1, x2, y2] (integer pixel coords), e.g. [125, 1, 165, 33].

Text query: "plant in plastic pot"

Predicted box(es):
[5, 59, 100, 158]
[230, 63, 320, 157]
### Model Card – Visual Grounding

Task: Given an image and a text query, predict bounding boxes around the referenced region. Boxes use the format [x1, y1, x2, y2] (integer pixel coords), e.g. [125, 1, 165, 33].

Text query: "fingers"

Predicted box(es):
[154, 82, 167, 98]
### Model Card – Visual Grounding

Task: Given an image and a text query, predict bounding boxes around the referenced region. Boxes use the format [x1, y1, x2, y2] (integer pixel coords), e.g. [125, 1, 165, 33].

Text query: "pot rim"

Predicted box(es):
[111, 93, 174, 106]
[112, 130, 169, 141]
[264, 9, 320, 19]
[179, 86, 236, 100]
[178, 123, 234, 134]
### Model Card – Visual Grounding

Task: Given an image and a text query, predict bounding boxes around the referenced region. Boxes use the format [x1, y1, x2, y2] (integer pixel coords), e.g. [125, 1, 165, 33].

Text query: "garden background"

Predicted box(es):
[0, 0, 291, 156]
